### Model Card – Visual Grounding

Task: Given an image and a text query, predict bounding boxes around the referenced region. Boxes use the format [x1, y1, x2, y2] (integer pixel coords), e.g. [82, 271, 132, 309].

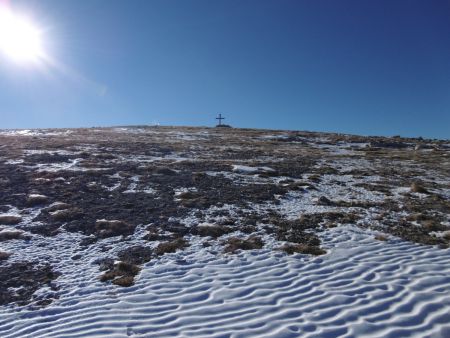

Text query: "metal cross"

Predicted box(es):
[216, 113, 225, 126]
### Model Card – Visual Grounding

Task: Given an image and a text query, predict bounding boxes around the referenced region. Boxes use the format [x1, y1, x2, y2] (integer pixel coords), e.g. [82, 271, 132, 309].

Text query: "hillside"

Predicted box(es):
[0, 126, 449, 337]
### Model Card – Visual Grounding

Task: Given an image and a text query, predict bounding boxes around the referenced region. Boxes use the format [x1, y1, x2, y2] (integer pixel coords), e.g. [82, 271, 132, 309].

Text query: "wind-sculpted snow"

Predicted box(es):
[0, 226, 449, 338]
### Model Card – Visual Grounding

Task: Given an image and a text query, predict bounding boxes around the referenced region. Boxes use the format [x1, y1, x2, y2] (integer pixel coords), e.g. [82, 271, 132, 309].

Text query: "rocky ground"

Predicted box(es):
[0, 126, 449, 307]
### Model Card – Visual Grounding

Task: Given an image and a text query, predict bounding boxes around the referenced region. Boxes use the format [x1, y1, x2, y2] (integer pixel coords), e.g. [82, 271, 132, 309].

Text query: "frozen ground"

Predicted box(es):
[0, 126, 449, 337]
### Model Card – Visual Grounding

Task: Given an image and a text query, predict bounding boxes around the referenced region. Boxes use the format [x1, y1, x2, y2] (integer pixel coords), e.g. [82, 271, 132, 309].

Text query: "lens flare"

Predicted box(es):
[0, 6, 44, 64]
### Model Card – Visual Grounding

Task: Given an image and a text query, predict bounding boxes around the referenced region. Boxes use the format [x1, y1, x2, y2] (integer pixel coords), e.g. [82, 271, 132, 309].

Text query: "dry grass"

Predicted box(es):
[0, 215, 22, 225]
[223, 236, 264, 253]
[112, 276, 135, 287]
[26, 194, 49, 206]
[278, 243, 326, 255]
[421, 220, 446, 232]
[0, 231, 28, 242]
[46, 203, 71, 212]
[443, 232, 450, 241]
[155, 238, 188, 256]
[0, 251, 11, 260]
[374, 234, 389, 241]
[410, 182, 429, 194]
[95, 219, 134, 238]
[195, 225, 233, 238]
[51, 208, 83, 222]
[99, 261, 141, 287]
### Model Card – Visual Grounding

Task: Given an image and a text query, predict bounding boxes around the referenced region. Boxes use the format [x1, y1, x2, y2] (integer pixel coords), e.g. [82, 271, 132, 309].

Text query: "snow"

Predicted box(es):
[0, 226, 449, 337]
[232, 165, 275, 174]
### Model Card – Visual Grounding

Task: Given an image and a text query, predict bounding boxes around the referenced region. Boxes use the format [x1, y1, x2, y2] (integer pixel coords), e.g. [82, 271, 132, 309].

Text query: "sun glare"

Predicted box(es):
[0, 7, 44, 64]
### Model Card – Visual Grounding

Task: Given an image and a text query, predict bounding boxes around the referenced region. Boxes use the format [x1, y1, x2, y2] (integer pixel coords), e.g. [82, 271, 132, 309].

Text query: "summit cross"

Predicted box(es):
[216, 113, 225, 126]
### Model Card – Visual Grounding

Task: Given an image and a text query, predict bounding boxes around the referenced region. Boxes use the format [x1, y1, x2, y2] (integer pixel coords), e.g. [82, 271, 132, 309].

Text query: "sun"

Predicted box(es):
[0, 7, 44, 64]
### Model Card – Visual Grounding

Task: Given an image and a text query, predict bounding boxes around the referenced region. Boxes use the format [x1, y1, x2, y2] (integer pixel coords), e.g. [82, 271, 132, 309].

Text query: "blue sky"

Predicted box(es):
[0, 0, 449, 138]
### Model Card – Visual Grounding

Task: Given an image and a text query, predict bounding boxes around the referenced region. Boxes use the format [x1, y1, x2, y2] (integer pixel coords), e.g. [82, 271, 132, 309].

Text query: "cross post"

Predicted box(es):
[216, 113, 225, 126]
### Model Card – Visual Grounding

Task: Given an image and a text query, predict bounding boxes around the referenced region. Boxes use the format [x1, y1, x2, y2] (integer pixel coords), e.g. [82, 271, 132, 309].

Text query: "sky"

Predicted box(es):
[0, 0, 449, 139]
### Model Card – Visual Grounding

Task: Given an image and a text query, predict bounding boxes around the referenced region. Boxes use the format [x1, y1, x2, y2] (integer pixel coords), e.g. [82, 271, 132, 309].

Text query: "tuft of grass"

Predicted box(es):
[95, 219, 135, 238]
[112, 276, 135, 287]
[223, 236, 264, 253]
[46, 203, 71, 212]
[374, 234, 389, 241]
[443, 231, 450, 241]
[278, 243, 326, 256]
[116, 261, 141, 275]
[0, 215, 22, 225]
[308, 174, 321, 183]
[118, 245, 153, 265]
[51, 208, 83, 222]
[0, 231, 28, 242]
[155, 238, 188, 256]
[0, 251, 11, 260]
[195, 225, 232, 238]
[99, 261, 141, 287]
[26, 194, 49, 207]
[421, 220, 446, 232]
[411, 182, 428, 194]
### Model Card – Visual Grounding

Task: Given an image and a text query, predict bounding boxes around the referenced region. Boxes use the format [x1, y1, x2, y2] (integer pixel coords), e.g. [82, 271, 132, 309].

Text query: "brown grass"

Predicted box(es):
[0, 215, 22, 225]
[195, 225, 233, 238]
[0, 231, 28, 242]
[411, 182, 429, 194]
[95, 219, 134, 238]
[99, 261, 141, 287]
[0, 251, 11, 260]
[155, 238, 188, 256]
[51, 208, 83, 222]
[26, 195, 49, 206]
[443, 232, 450, 241]
[278, 243, 326, 255]
[223, 236, 264, 253]
[374, 234, 389, 241]
[421, 220, 446, 232]
[46, 203, 71, 212]
[112, 276, 135, 287]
